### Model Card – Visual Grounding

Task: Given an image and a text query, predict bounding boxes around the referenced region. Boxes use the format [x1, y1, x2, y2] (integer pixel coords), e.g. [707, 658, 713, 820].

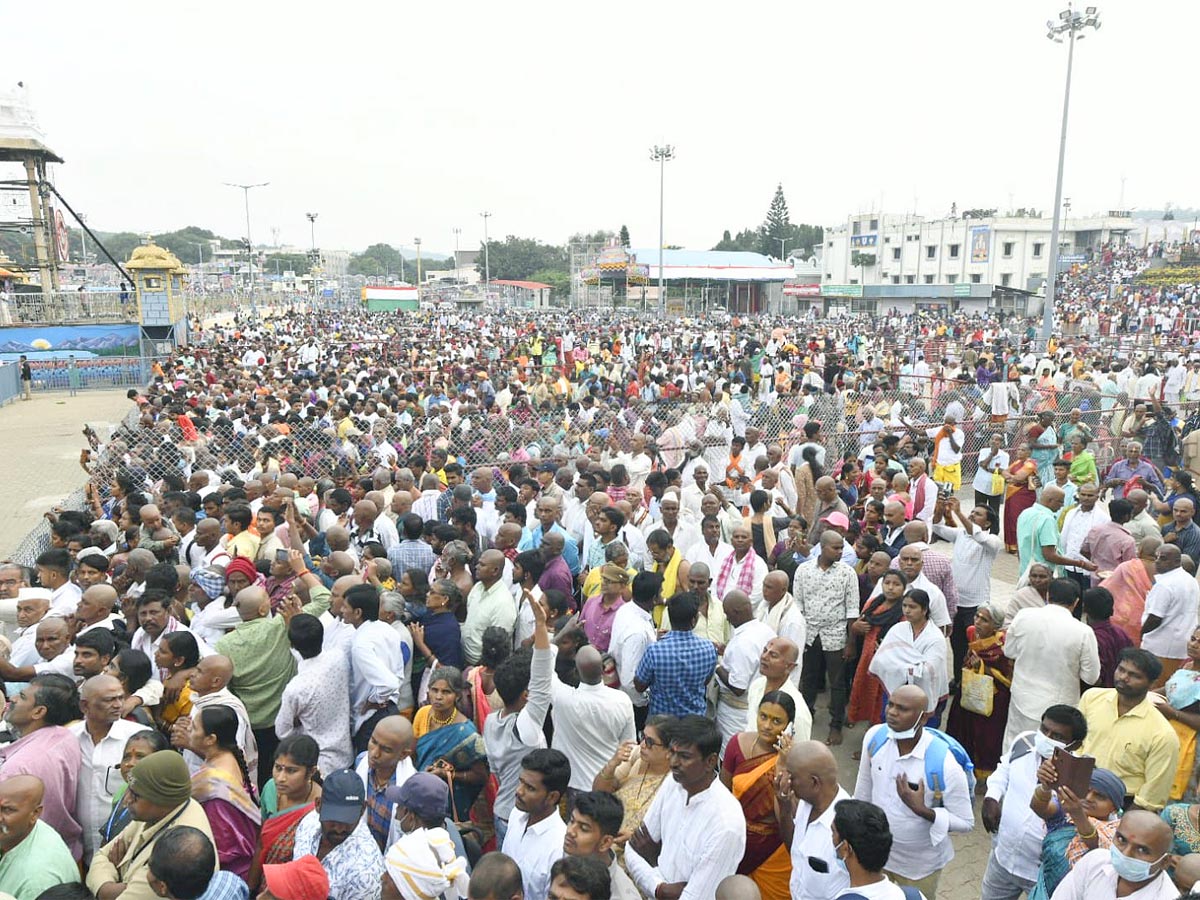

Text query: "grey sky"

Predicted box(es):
[6, 0, 1193, 255]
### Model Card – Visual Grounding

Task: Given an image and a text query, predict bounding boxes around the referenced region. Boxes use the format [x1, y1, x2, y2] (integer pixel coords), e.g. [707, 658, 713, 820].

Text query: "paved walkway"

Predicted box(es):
[0, 389, 132, 557]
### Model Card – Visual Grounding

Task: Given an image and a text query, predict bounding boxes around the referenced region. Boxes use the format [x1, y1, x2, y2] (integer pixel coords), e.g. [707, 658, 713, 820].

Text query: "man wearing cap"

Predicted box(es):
[578, 564, 628, 653]
[261, 855, 330, 900]
[87, 750, 215, 900]
[383, 773, 471, 900]
[292, 768, 384, 900]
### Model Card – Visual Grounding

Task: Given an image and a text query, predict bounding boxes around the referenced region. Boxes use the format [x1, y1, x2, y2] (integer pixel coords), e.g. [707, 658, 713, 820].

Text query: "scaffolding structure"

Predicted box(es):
[0, 84, 63, 290]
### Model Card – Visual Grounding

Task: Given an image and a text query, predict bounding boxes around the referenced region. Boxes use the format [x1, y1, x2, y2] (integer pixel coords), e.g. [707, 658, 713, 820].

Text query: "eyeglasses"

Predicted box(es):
[641, 735, 664, 749]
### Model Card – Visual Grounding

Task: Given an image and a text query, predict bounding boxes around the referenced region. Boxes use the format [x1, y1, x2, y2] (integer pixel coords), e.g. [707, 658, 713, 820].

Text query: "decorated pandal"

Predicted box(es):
[581, 241, 649, 286]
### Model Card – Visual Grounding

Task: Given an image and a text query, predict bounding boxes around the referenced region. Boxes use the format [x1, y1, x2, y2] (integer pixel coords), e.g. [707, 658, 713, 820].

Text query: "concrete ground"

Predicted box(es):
[0, 389, 132, 557]
[813, 508, 1019, 897]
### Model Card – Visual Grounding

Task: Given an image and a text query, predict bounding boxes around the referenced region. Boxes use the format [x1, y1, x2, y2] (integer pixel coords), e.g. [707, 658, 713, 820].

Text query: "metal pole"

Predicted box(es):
[481, 212, 491, 294]
[1042, 20, 1077, 346]
[658, 154, 665, 317]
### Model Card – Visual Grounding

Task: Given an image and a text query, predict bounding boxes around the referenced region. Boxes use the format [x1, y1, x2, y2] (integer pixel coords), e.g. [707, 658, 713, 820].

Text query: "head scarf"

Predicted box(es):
[1089, 768, 1127, 812]
[384, 826, 470, 900]
[190, 566, 226, 601]
[224, 556, 265, 589]
[127, 750, 192, 808]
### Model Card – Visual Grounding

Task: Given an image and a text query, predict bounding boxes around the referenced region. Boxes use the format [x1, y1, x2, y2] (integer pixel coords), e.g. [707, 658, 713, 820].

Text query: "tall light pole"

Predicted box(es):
[1040, 5, 1100, 345]
[452, 227, 461, 273]
[480, 212, 492, 295]
[778, 237, 791, 260]
[414, 237, 422, 300]
[650, 145, 675, 316]
[306, 212, 319, 296]
[224, 181, 268, 295]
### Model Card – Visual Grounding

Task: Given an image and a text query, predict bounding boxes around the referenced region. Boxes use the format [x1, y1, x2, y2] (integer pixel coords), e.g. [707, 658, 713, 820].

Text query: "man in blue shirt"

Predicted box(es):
[634, 591, 717, 717]
[518, 496, 581, 576]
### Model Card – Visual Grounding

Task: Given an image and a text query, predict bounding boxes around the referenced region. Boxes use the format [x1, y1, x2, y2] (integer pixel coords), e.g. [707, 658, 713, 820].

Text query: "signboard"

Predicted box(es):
[783, 282, 821, 296]
[969, 225, 990, 263]
[666, 298, 685, 316]
[952, 283, 971, 296]
[850, 234, 878, 248]
[821, 284, 864, 297]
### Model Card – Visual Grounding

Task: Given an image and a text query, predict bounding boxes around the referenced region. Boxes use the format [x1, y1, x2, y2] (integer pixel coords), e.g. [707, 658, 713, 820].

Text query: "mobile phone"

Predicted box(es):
[807, 856, 829, 874]
[275, 549, 289, 563]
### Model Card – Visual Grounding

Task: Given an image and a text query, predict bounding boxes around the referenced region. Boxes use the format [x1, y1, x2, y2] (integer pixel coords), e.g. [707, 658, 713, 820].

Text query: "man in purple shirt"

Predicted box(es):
[579, 564, 628, 653]
[1104, 441, 1165, 495]
[0, 673, 83, 859]
[538, 531, 575, 602]
[1083, 586, 1133, 688]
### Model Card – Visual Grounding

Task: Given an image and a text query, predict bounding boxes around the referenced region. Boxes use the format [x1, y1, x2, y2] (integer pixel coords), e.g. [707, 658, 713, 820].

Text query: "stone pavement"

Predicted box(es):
[0, 389, 132, 557]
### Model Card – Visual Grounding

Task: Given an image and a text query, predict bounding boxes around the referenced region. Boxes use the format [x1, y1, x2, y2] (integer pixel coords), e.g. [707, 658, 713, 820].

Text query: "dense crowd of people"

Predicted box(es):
[2, 241, 1200, 900]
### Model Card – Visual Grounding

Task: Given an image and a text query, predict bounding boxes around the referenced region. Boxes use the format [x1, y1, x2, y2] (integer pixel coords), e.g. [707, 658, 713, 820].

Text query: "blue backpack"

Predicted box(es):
[867, 726, 977, 803]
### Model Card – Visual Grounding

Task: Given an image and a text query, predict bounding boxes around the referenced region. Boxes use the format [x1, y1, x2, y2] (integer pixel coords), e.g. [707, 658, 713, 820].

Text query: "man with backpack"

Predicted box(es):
[852, 684, 974, 899]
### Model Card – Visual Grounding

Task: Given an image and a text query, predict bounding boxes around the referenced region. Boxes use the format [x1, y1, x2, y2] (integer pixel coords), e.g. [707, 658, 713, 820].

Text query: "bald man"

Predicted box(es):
[550, 642, 636, 798]
[715, 875, 762, 900]
[354, 715, 417, 852]
[760, 570, 805, 661]
[744, 636, 809, 739]
[0, 775, 79, 896]
[519, 495, 581, 575]
[714, 589, 776, 748]
[1017, 484, 1093, 576]
[853, 684, 973, 896]
[71, 674, 147, 861]
[781, 741, 850, 900]
[75, 583, 120, 636]
[351, 498, 398, 553]
[178, 653, 258, 776]
[1141, 542, 1199, 683]
[463, 550, 516, 664]
[1054, 809, 1176, 900]
[216, 553, 331, 787]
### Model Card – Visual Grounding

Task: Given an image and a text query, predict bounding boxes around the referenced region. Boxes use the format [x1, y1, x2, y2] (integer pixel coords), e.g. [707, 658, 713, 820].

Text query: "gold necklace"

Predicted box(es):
[431, 705, 456, 727]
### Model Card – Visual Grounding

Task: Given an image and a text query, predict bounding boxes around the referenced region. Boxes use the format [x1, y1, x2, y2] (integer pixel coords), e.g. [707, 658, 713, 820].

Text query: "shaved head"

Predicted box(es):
[576, 645, 604, 685]
[233, 586, 269, 620]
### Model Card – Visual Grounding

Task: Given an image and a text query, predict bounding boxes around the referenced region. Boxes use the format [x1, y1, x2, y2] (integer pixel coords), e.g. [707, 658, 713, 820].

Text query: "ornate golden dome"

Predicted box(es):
[125, 238, 187, 275]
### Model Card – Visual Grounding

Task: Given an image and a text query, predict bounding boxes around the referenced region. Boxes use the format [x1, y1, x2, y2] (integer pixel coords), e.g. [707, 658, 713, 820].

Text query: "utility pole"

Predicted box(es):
[306, 212, 319, 295]
[649, 145, 675, 317]
[224, 181, 269, 295]
[480, 212, 492, 295]
[414, 237, 422, 301]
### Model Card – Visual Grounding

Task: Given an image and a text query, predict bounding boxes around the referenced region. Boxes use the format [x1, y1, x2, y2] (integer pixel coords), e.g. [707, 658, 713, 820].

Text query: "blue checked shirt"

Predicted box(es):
[198, 871, 249, 900]
[388, 539, 437, 578]
[635, 629, 717, 717]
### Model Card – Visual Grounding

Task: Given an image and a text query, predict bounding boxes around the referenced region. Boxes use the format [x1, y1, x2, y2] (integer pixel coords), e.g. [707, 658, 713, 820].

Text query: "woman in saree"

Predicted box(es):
[1002, 443, 1040, 553]
[1027, 412, 1059, 488]
[100, 729, 170, 847]
[414, 666, 490, 823]
[1153, 626, 1200, 803]
[847, 569, 908, 727]
[594, 716, 674, 867]
[250, 735, 321, 890]
[869, 589, 949, 725]
[190, 705, 262, 880]
[1100, 535, 1161, 644]
[1028, 766, 1126, 900]
[720, 692, 797, 900]
[946, 602, 1012, 775]
[1067, 435, 1098, 487]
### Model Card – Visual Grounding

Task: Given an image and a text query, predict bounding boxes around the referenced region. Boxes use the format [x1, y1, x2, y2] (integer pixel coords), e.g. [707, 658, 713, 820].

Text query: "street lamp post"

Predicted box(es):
[1040, 4, 1100, 345]
[778, 238, 791, 261]
[480, 212, 492, 296]
[452, 227, 461, 276]
[414, 237, 422, 301]
[306, 212, 319, 297]
[649, 145, 675, 317]
[224, 181, 269, 296]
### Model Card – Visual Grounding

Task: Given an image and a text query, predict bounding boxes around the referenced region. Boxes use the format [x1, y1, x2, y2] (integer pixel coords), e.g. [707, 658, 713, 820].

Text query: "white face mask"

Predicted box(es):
[888, 723, 920, 741]
[1034, 731, 1067, 760]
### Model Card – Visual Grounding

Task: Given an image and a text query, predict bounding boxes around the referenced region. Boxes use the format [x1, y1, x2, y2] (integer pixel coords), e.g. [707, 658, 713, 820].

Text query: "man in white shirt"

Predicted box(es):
[907, 458, 938, 524]
[714, 591, 776, 748]
[551, 645, 636, 797]
[70, 674, 146, 864]
[276, 613, 353, 774]
[1059, 483, 1108, 597]
[343, 584, 403, 754]
[626, 716, 747, 900]
[1003, 578, 1101, 750]
[853, 685, 973, 899]
[830, 797, 922, 900]
[1052, 811, 1178, 900]
[609, 572, 659, 726]
[981, 704, 1089, 900]
[932, 497, 1002, 674]
[780, 740, 851, 900]
[1141, 544, 1200, 681]
[922, 414, 966, 493]
[684, 514, 733, 572]
[501, 748, 570, 900]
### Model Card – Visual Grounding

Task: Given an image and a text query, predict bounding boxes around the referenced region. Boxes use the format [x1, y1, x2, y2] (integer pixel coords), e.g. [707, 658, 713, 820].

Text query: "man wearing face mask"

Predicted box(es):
[829, 798, 919, 900]
[979, 704, 1089, 900]
[852, 685, 973, 899]
[1052, 809, 1178, 900]
[382, 773, 471, 900]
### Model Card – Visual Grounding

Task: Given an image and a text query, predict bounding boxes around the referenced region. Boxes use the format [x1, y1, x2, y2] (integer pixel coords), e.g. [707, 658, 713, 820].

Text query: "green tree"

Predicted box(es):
[712, 228, 762, 252]
[618, 225, 630, 247]
[760, 183, 791, 257]
[568, 230, 616, 247]
[349, 243, 406, 277]
[478, 236, 566, 281]
[530, 268, 571, 297]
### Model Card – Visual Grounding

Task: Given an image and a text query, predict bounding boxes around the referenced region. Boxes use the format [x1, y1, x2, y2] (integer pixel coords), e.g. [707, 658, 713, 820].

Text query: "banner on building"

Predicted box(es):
[850, 234, 878, 248]
[969, 226, 990, 263]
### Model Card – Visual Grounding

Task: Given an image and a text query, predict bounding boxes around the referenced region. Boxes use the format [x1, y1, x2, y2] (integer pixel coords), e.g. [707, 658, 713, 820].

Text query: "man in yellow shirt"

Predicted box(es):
[1077, 648, 1180, 810]
[223, 505, 261, 561]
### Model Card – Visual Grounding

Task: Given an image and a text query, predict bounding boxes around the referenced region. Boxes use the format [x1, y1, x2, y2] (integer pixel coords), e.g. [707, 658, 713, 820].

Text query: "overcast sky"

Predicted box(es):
[5, 0, 1194, 256]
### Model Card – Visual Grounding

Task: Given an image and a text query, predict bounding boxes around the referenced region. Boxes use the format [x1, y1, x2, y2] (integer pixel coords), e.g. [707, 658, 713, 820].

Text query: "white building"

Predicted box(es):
[822, 211, 1136, 293]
